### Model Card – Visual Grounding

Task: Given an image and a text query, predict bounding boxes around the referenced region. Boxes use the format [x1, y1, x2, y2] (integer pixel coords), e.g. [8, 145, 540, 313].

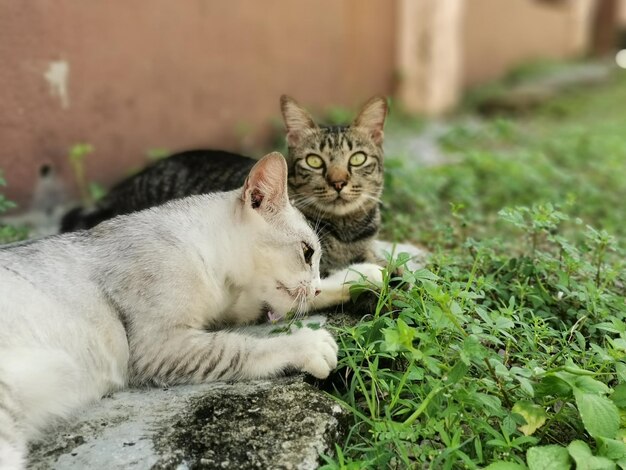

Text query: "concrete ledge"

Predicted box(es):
[29, 377, 347, 470]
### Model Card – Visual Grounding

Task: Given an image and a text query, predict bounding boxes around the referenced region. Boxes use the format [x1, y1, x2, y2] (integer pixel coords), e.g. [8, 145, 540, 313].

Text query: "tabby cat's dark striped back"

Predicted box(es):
[60, 150, 255, 232]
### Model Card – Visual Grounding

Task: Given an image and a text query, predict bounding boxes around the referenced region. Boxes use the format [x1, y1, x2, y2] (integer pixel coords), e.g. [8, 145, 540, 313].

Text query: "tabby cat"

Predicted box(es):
[0, 153, 365, 469]
[61, 95, 388, 278]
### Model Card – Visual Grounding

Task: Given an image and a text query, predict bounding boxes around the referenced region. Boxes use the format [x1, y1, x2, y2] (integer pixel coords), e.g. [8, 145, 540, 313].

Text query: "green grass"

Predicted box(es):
[0, 171, 28, 243]
[325, 74, 626, 469]
[460, 58, 592, 113]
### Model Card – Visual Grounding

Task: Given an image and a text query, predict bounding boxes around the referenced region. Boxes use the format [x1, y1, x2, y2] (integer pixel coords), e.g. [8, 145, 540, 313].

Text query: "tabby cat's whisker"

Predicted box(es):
[361, 194, 382, 204]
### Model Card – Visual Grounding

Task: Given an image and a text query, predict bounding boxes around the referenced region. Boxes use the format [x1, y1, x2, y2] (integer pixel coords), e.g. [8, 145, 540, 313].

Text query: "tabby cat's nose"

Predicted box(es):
[331, 181, 347, 192]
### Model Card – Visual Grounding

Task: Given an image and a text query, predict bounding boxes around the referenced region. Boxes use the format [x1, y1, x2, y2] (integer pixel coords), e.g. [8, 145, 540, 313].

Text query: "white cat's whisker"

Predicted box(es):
[294, 293, 308, 321]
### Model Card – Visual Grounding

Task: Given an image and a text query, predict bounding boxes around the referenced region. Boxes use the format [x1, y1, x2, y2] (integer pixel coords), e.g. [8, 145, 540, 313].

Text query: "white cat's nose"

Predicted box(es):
[314, 289, 321, 297]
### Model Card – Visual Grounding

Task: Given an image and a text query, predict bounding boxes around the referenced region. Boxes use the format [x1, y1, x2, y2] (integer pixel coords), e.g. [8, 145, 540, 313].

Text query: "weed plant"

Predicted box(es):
[325, 75, 626, 469]
[0, 171, 27, 243]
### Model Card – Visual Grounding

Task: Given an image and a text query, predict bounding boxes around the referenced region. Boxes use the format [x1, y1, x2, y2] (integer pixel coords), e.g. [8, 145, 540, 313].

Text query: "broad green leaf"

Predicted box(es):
[503, 414, 518, 436]
[597, 436, 626, 460]
[446, 361, 468, 384]
[526, 445, 571, 470]
[495, 316, 515, 330]
[407, 366, 424, 381]
[616, 363, 626, 383]
[475, 306, 494, 326]
[566, 440, 592, 459]
[412, 268, 439, 282]
[499, 208, 527, 229]
[461, 334, 486, 364]
[491, 359, 511, 378]
[612, 384, 626, 409]
[574, 391, 620, 438]
[591, 343, 616, 362]
[421, 354, 442, 375]
[611, 338, 626, 352]
[474, 393, 502, 414]
[511, 367, 533, 378]
[513, 401, 548, 436]
[383, 318, 415, 352]
[516, 376, 535, 397]
[573, 376, 611, 395]
[348, 283, 370, 301]
[450, 300, 463, 316]
[568, 440, 616, 470]
[535, 375, 572, 398]
[484, 462, 527, 470]
[595, 322, 625, 335]
[395, 318, 415, 348]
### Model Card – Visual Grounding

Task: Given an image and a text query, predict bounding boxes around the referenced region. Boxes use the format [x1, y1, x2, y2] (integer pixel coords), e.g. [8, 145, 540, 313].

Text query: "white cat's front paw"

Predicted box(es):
[293, 328, 338, 379]
[346, 262, 384, 287]
[311, 263, 386, 309]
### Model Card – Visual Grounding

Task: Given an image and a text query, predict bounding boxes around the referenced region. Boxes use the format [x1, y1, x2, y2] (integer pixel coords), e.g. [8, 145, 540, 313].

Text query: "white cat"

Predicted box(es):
[0, 153, 383, 470]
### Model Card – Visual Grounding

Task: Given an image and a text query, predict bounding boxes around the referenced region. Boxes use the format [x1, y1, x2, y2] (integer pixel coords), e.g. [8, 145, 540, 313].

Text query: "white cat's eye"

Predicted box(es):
[349, 152, 367, 166]
[302, 242, 314, 266]
[305, 154, 324, 169]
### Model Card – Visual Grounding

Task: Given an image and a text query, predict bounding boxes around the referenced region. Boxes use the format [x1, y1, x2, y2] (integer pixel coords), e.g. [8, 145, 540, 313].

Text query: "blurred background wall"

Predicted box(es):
[463, 0, 595, 87]
[0, 0, 624, 207]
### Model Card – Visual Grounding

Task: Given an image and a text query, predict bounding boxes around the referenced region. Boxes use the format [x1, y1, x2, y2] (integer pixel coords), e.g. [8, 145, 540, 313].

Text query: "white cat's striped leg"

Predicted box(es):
[308, 262, 384, 310]
[237, 327, 338, 379]
[132, 327, 338, 385]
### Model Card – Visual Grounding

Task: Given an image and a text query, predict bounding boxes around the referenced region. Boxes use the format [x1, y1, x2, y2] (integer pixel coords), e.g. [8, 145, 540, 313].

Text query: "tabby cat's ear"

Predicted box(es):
[280, 95, 318, 147]
[352, 96, 388, 146]
[242, 152, 288, 212]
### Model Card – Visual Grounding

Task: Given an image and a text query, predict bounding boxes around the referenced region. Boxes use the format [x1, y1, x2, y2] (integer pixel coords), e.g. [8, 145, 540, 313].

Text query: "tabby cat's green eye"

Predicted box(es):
[349, 152, 367, 166]
[305, 155, 324, 169]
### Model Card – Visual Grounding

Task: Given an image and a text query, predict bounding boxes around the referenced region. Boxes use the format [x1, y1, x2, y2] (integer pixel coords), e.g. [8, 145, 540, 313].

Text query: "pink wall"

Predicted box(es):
[0, 1, 397, 206]
[462, 0, 593, 87]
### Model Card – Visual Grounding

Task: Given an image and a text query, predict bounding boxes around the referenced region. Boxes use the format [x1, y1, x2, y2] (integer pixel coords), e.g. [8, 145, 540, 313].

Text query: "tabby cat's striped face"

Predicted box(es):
[280, 96, 387, 218]
[288, 126, 383, 217]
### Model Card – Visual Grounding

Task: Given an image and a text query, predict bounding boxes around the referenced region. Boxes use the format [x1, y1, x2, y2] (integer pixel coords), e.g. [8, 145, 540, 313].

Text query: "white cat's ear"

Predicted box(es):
[242, 152, 289, 212]
[352, 96, 388, 146]
[280, 95, 318, 147]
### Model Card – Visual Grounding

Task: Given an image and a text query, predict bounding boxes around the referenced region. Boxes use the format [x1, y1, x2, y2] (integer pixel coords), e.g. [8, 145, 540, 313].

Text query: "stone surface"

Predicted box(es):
[28, 377, 347, 470]
[478, 62, 613, 114]
[384, 121, 457, 168]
